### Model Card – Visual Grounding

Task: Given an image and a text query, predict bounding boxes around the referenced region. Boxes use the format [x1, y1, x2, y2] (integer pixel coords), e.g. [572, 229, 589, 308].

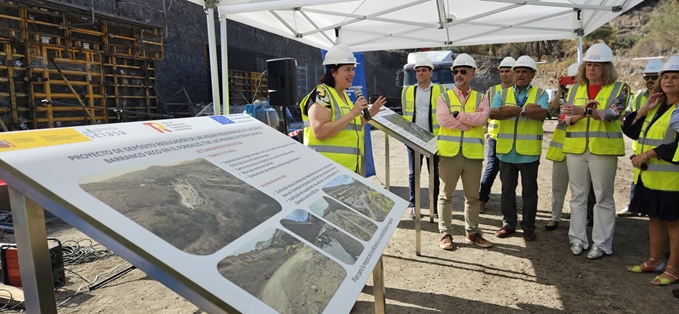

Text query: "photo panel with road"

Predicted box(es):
[322, 175, 395, 222]
[79, 158, 282, 255]
[217, 228, 345, 314]
[281, 209, 364, 265]
[309, 196, 378, 242]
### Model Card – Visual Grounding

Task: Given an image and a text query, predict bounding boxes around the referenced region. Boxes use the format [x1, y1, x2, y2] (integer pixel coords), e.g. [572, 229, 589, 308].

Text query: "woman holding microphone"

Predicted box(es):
[300, 44, 386, 175]
[622, 56, 679, 286]
[559, 43, 630, 260]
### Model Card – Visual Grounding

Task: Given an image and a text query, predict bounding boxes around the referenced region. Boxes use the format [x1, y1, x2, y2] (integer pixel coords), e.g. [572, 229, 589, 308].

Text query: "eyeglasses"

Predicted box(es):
[644, 76, 658, 81]
[452, 69, 468, 75]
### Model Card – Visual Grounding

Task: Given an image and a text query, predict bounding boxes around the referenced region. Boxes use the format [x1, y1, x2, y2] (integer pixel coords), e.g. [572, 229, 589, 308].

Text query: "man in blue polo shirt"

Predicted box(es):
[488, 55, 549, 242]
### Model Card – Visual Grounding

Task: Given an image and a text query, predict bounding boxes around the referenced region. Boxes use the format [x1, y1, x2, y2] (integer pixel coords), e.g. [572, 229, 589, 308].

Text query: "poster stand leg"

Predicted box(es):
[384, 134, 390, 190]
[372, 256, 386, 314]
[8, 188, 57, 314]
[429, 157, 435, 223]
[414, 152, 421, 256]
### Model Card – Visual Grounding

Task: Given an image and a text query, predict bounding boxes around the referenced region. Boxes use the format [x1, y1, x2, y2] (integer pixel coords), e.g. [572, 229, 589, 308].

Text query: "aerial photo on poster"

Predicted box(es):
[281, 209, 364, 264]
[79, 158, 282, 255]
[217, 228, 346, 314]
[322, 175, 395, 222]
[309, 196, 378, 241]
[371, 108, 437, 153]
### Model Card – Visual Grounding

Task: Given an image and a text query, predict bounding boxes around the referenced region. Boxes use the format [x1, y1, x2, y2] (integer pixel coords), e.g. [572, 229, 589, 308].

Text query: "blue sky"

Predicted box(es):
[323, 174, 354, 189]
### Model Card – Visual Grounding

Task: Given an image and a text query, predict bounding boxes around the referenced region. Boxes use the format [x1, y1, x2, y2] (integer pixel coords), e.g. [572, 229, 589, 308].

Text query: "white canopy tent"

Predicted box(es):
[188, 0, 644, 113]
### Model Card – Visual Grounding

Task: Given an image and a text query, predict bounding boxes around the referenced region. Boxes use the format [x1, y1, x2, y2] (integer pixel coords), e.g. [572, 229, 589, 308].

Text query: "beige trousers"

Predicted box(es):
[437, 154, 483, 235]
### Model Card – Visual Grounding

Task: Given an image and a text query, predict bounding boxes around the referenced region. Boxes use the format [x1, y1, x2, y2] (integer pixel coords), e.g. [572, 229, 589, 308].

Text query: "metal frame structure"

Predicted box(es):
[0, 0, 164, 130]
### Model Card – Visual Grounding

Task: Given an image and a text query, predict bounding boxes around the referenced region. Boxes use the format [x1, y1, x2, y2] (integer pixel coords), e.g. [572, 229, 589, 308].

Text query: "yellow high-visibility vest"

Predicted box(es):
[300, 84, 364, 173]
[546, 122, 567, 162]
[634, 103, 679, 192]
[487, 84, 503, 139]
[563, 82, 627, 156]
[496, 86, 546, 156]
[401, 84, 446, 135]
[436, 89, 485, 159]
[629, 91, 648, 152]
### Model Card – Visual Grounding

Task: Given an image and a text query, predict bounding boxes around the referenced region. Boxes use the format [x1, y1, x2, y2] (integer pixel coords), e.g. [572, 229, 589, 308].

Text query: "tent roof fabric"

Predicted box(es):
[189, 0, 643, 52]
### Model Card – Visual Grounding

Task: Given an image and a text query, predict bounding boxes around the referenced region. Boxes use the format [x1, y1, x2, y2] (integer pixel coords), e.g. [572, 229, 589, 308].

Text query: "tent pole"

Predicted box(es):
[219, 11, 230, 114]
[577, 36, 583, 63]
[205, 6, 222, 115]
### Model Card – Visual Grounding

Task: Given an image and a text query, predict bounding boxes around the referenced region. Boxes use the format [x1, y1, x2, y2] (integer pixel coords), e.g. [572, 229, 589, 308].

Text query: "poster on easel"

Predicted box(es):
[369, 107, 437, 155]
[0, 114, 408, 314]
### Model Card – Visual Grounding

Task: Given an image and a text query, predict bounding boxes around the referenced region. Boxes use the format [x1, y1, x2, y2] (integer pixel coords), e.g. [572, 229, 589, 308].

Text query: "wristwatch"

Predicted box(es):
[585, 108, 593, 116]
[453, 111, 459, 118]
[520, 107, 526, 117]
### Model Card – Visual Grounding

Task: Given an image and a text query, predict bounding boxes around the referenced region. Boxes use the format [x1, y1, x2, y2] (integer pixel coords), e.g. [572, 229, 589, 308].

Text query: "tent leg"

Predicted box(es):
[577, 36, 583, 63]
[219, 11, 230, 114]
[384, 134, 390, 190]
[205, 7, 221, 115]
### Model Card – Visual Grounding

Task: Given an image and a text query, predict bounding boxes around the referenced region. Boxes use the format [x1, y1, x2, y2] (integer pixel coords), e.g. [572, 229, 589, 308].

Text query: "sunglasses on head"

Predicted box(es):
[644, 76, 658, 81]
[452, 69, 468, 75]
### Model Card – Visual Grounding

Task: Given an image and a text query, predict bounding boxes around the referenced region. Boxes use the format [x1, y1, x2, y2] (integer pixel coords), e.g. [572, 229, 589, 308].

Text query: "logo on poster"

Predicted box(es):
[143, 122, 172, 133]
[0, 140, 15, 149]
[81, 128, 127, 139]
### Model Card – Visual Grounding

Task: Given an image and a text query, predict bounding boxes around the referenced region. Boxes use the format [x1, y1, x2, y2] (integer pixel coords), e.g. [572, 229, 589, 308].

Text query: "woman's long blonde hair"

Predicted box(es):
[575, 62, 618, 86]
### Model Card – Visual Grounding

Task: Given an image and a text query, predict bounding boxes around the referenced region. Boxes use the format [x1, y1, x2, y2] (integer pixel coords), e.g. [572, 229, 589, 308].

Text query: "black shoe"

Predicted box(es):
[544, 221, 559, 231]
[409, 207, 416, 219]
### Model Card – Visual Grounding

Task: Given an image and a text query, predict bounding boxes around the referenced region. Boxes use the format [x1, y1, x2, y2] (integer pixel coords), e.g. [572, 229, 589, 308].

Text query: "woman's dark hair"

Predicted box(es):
[320, 64, 342, 88]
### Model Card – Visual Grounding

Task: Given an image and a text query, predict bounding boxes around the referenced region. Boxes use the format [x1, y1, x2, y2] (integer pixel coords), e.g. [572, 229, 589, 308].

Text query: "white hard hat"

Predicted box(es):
[643, 59, 664, 74]
[512, 55, 538, 72]
[659, 55, 679, 75]
[567, 62, 581, 76]
[498, 56, 516, 69]
[451, 53, 476, 70]
[322, 44, 359, 66]
[414, 56, 434, 70]
[582, 43, 613, 62]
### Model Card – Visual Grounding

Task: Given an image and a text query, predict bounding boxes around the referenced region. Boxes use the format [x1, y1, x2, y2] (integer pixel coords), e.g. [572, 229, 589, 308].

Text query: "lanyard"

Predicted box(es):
[514, 87, 529, 107]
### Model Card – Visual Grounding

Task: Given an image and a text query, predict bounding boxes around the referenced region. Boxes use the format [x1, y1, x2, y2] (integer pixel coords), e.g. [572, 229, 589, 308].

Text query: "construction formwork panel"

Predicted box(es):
[0, 0, 163, 130]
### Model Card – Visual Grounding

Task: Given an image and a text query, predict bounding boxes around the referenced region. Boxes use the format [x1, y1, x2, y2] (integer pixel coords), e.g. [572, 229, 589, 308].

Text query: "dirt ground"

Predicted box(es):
[4, 126, 676, 313]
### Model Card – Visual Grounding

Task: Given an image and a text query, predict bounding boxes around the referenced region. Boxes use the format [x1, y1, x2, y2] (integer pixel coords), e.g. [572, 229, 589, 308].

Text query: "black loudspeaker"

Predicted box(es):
[267, 58, 298, 107]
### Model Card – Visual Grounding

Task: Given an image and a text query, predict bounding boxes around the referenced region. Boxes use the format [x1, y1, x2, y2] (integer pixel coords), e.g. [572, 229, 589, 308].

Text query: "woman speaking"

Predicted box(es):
[300, 44, 385, 175]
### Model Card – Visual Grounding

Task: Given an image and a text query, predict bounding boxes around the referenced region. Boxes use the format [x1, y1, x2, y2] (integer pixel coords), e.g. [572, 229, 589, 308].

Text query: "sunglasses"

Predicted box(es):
[452, 69, 468, 75]
[644, 76, 658, 81]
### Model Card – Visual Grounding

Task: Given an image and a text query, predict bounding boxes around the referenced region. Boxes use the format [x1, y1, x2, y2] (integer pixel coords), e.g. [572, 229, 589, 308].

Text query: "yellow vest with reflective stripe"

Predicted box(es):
[401, 84, 446, 135]
[496, 86, 545, 156]
[634, 104, 679, 192]
[546, 122, 567, 161]
[630, 91, 648, 152]
[300, 84, 364, 173]
[563, 83, 626, 156]
[487, 84, 503, 139]
[436, 89, 485, 159]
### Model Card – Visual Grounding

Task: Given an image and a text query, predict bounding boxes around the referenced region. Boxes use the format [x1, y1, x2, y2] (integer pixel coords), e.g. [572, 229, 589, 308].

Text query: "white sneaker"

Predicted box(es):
[587, 247, 607, 260]
[570, 243, 584, 255]
[616, 205, 635, 217]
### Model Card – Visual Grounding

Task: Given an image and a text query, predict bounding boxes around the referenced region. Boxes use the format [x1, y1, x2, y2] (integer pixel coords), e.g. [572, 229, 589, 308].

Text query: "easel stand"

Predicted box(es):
[382, 134, 436, 256]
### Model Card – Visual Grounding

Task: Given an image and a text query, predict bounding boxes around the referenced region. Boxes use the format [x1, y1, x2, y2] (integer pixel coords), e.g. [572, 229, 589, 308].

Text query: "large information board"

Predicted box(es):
[0, 114, 407, 313]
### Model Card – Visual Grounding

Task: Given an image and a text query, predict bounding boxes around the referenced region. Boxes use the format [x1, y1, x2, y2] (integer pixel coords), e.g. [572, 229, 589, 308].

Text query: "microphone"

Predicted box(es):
[354, 87, 371, 121]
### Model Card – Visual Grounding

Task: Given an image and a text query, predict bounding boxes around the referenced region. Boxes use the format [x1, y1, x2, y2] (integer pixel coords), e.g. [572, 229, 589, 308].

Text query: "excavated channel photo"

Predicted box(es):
[217, 228, 346, 314]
